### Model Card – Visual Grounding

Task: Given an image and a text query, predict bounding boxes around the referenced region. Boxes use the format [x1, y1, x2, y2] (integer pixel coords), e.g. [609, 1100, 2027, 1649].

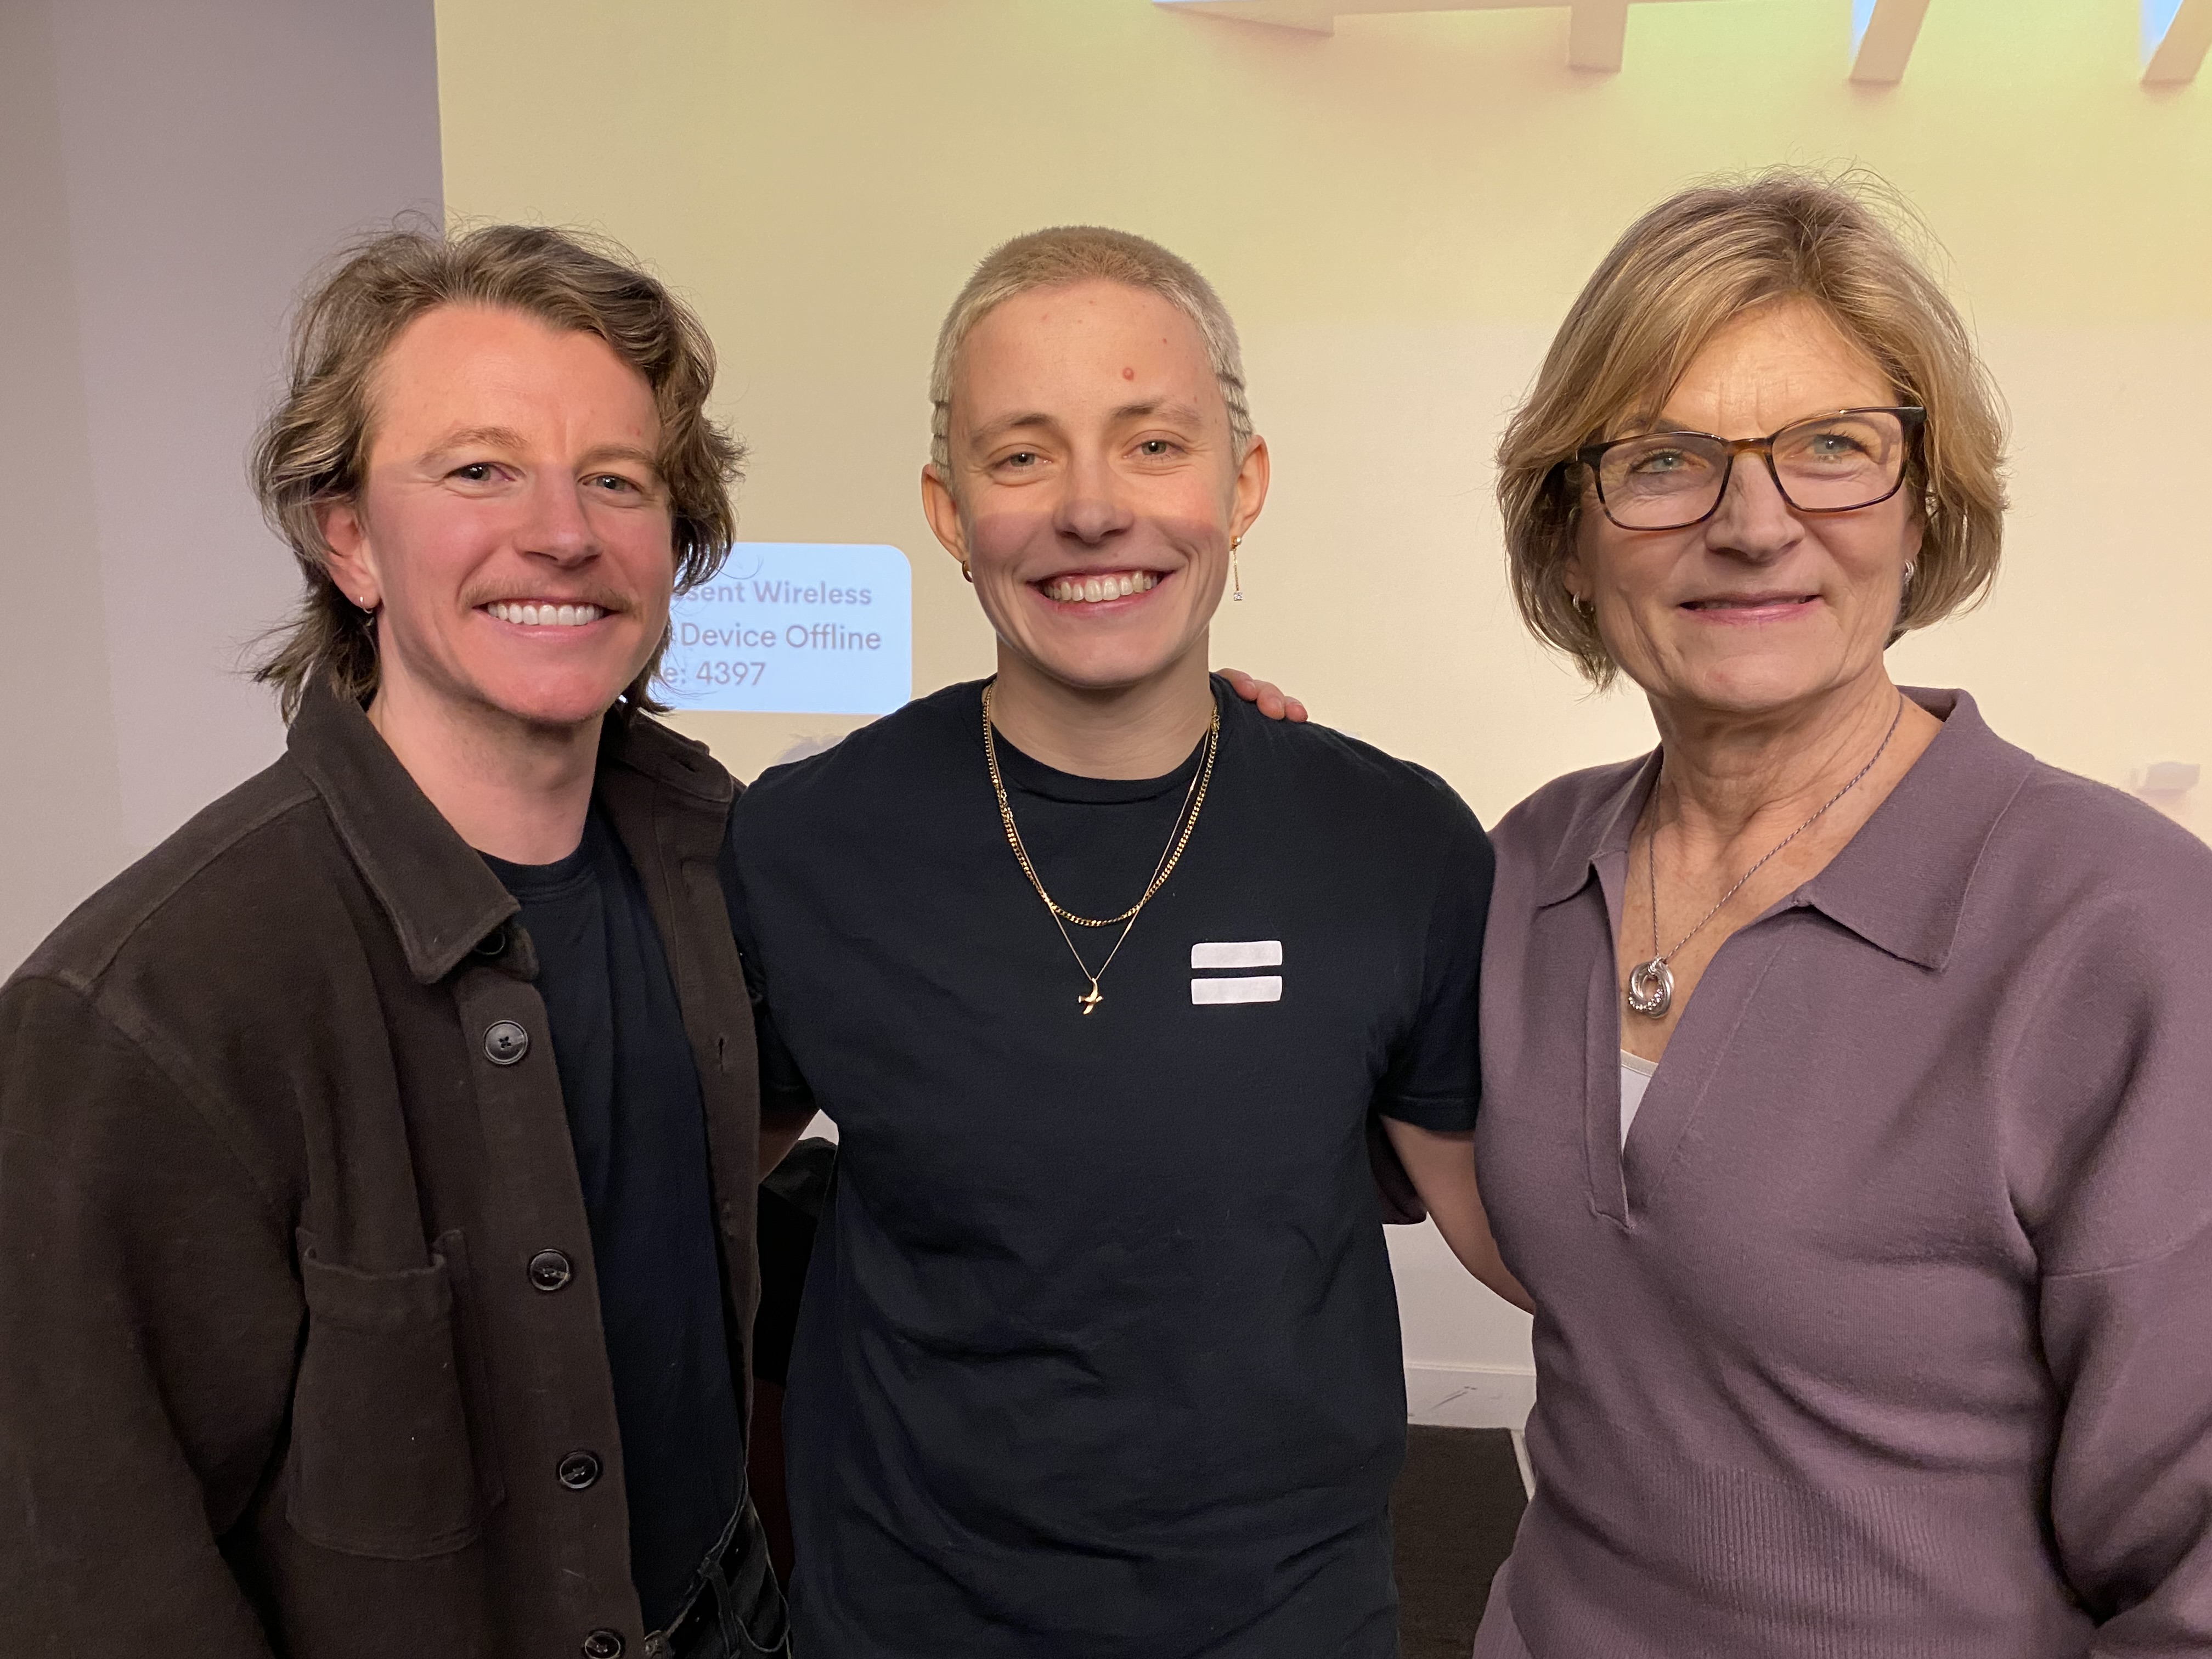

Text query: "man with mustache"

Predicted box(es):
[731, 227, 1527, 1657]
[0, 225, 798, 1658]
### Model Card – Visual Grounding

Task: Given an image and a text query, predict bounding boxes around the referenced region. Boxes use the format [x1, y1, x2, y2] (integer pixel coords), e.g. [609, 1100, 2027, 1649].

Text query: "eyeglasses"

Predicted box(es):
[1576, 407, 1926, 532]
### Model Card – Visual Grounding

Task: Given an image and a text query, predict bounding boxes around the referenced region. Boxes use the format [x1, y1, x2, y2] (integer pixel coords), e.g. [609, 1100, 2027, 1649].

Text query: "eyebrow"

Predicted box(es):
[969, 399, 1210, 445]
[576, 442, 661, 472]
[417, 428, 661, 473]
[970, 411, 1063, 444]
[1608, 405, 1880, 443]
[1109, 397, 1207, 428]
[422, 424, 528, 461]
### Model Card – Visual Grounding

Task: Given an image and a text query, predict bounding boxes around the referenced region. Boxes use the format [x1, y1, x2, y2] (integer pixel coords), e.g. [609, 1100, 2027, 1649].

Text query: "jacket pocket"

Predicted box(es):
[285, 1227, 498, 1560]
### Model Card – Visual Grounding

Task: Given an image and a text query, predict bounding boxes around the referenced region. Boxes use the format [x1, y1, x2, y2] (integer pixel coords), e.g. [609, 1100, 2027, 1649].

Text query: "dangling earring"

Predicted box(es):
[961, 559, 974, 585]
[1230, 535, 1244, 602]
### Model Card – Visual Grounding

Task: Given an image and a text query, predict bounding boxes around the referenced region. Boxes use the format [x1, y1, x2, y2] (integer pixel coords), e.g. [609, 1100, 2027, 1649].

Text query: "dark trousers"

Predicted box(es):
[647, 1492, 790, 1659]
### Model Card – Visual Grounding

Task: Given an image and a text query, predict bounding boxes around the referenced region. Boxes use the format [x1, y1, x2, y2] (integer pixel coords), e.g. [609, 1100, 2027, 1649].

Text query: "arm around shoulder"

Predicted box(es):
[1373, 789, 1524, 1307]
[0, 973, 295, 1654]
[720, 809, 821, 1179]
[1381, 1119, 1534, 1314]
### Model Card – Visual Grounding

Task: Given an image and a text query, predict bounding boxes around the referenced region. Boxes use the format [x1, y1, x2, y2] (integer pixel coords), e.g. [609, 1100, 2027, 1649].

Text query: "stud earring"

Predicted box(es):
[1230, 535, 1244, 602]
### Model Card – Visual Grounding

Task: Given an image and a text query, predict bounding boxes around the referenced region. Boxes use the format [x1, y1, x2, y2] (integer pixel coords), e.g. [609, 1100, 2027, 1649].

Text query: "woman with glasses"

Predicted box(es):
[1470, 172, 2212, 1656]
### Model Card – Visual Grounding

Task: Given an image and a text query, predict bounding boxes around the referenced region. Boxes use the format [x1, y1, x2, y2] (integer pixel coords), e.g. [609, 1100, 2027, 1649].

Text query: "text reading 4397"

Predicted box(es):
[665, 543, 911, 716]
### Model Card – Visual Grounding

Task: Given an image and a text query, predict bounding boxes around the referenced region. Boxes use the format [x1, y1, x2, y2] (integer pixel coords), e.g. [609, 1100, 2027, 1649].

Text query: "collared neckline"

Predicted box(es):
[287, 685, 516, 984]
[1533, 687, 2038, 973]
[1798, 689, 2035, 970]
[286, 685, 735, 986]
[594, 698, 740, 809]
[1534, 751, 1659, 912]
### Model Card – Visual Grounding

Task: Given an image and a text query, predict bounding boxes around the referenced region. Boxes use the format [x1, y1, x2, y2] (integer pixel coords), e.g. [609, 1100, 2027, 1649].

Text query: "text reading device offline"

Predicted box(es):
[664, 543, 912, 715]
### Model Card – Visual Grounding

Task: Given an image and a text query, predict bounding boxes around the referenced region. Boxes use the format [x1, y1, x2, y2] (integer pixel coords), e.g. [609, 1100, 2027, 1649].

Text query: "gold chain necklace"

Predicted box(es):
[980, 681, 1220, 1015]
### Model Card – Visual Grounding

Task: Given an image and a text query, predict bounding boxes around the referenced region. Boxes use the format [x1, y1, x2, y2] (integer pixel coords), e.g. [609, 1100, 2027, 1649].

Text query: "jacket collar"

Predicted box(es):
[286, 684, 733, 986]
[595, 698, 738, 810]
[1535, 688, 2036, 972]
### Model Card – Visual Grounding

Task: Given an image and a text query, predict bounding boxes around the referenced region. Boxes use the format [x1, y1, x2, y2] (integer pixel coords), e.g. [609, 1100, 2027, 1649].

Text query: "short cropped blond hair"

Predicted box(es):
[928, 225, 1252, 475]
[251, 222, 743, 719]
[1497, 170, 2008, 687]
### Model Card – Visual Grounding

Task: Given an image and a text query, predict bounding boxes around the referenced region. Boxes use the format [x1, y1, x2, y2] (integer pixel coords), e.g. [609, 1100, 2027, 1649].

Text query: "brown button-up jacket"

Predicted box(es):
[0, 684, 765, 1659]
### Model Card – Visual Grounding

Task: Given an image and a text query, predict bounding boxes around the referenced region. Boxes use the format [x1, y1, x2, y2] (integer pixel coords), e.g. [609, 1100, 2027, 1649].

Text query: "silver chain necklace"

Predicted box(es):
[1626, 692, 1907, 1020]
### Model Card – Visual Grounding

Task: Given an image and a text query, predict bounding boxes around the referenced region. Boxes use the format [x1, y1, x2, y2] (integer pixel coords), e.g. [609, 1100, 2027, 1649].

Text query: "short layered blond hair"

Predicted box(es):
[928, 226, 1252, 476]
[1497, 170, 2008, 687]
[251, 222, 743, 719]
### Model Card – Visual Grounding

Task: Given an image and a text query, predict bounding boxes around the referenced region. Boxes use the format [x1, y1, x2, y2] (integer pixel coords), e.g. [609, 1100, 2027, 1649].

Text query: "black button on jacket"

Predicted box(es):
[0, 684, 771, 1658]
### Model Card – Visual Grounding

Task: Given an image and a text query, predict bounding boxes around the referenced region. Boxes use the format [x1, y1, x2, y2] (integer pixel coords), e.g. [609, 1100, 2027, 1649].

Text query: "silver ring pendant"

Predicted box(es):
[1626, 958, 1674, 1019]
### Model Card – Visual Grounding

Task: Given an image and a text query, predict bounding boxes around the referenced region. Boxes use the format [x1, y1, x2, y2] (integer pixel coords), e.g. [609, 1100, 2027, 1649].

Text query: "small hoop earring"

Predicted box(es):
[1902, 561, 1917, 591]
[960, 559, 973, 585]
[1229, 535, 1244, 602]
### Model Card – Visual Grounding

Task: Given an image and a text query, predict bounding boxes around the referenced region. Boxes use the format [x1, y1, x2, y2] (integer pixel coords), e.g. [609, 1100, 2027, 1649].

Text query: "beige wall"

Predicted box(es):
[437, 0, 2212, 1382]
[436, 0, 2212, 819]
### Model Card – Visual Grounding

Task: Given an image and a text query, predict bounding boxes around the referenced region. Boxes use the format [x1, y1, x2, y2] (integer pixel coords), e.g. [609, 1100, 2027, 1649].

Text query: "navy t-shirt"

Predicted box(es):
[483, 805, 745, 1630]
[727, 678, 1493, 1658]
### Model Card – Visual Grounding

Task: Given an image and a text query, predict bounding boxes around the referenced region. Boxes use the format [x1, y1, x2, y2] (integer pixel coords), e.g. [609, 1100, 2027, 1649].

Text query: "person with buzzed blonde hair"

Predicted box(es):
[729, 226, 1527, 1657]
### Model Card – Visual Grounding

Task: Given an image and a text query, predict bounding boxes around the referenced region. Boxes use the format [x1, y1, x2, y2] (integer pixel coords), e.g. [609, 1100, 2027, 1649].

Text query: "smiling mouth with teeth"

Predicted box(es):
[1041, 571, 1160, 605]
[484, 601, 608, 628]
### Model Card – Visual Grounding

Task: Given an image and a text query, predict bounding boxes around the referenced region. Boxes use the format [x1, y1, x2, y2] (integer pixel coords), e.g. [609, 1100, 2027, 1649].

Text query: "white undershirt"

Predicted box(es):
[1620, 1051, 1658, 1148]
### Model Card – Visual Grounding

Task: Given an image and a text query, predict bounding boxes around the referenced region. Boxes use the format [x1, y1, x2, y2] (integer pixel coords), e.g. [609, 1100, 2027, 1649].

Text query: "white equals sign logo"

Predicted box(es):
[1190, 940, 1283, 1005]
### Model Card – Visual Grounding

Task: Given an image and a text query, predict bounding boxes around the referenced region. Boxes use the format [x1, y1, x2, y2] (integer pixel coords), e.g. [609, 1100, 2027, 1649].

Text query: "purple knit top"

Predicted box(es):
[1472, 689, 2212, 1658]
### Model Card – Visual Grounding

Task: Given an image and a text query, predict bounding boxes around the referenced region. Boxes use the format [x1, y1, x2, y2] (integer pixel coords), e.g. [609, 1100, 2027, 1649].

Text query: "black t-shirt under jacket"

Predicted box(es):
[483, 805, 747, 1629]
[0, 686, 768, 1659]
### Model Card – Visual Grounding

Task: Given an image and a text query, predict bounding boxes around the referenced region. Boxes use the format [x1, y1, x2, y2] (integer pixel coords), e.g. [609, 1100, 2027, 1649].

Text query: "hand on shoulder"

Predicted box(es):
[1218, 668, 1308, 724]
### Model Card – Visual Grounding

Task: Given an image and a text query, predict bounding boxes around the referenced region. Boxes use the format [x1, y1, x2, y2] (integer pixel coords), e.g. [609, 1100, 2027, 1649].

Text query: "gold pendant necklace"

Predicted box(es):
[981, 681, 1220, 1014]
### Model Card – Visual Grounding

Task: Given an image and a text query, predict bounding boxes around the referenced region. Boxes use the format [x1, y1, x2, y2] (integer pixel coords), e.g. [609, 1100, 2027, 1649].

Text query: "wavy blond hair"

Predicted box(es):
[1496, 170, 2008, 688]
[250, 221, 743, 718]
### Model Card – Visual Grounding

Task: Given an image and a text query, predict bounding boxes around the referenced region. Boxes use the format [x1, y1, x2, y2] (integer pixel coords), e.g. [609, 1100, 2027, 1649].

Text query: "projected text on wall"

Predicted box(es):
[663, 542, 912, 714]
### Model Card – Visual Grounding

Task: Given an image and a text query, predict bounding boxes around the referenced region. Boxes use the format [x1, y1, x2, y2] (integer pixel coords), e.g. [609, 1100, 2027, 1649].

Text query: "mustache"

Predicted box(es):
[461, 583, 642, 613]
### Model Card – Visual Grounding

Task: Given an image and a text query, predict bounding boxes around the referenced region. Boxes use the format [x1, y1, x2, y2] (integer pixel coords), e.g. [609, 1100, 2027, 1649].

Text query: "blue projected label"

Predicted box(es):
[664, 543, 911, 714]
